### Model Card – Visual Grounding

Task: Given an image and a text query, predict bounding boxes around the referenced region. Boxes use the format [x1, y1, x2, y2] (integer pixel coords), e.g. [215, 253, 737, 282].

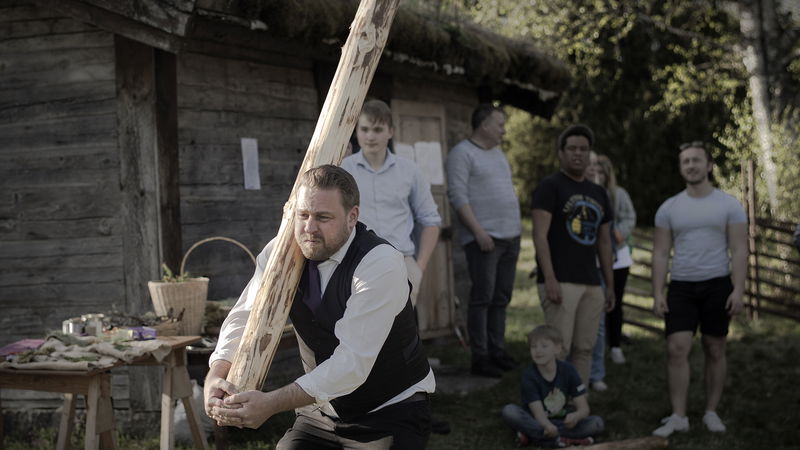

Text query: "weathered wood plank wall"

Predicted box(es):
[176, 51, 319, 299]
[0, 1, 122, 342]
[0, 0, 132, 417]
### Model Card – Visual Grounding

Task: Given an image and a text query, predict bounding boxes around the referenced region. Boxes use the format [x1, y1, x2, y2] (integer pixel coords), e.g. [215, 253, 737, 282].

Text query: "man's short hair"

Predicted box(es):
[678, 141, 713, 162]
[558, 124, 595, 150]
[298, 165, 360, 211]
[360, 99, 393, 128]
[527, 324, 563, 347]
[471, 103, 505, 131]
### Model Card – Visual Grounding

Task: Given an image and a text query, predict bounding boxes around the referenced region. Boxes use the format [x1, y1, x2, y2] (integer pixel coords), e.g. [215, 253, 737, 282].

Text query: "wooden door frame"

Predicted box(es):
[390, 99, 455, 339]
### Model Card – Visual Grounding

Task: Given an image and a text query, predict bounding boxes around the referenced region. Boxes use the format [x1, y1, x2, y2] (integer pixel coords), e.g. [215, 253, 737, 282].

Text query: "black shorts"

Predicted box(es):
[665, 276, 733, 337]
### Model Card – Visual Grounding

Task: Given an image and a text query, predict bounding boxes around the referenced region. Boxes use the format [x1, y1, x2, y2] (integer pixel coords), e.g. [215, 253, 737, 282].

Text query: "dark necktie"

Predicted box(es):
[304, 260, 322, 312]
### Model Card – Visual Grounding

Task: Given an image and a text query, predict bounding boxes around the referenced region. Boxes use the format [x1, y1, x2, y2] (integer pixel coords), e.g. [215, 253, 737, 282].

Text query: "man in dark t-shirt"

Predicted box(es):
[531, 124, 615, 385]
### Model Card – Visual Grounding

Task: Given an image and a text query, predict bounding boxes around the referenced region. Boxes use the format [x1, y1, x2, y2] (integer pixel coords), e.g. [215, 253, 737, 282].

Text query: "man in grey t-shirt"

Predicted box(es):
[651, 142, 747, 438]
[446, 104, 521, 378]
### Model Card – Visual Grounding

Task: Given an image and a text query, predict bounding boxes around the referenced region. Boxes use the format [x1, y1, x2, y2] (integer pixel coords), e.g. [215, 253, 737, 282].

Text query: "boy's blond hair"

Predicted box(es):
[527, 325, 563, 347]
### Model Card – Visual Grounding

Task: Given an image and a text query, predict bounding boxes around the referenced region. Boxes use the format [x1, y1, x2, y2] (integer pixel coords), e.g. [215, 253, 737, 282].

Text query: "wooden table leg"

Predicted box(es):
[96, 375, 117, 450]
[1, 390, 5, 450]
[160, 362, 176, 450]
[85, 376, 101, 450]
[160, 348, 209, 450]
[56, 393, 77, 450]
[84, 374, 116, 450]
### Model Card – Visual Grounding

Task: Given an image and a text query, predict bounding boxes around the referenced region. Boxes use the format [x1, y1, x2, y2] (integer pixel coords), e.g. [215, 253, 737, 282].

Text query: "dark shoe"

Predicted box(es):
[471, 359, 503, 378]
[491, 352, 518, 371]
[431, 417, 451, 434]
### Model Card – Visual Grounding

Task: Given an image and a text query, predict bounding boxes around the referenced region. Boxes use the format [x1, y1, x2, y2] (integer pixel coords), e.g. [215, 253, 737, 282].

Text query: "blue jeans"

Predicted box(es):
[463, 237, 520, 360]
[590, 315, 605, 383]
[501, 404, 604, 447]
[590, 268, 606, 383]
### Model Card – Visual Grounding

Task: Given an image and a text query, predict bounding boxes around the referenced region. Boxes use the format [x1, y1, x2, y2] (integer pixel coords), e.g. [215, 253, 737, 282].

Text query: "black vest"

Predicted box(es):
[289, 222, 430, 420]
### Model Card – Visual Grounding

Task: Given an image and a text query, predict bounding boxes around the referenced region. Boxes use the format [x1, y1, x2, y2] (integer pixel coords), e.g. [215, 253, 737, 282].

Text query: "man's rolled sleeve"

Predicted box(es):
[411, 169, 442, 228]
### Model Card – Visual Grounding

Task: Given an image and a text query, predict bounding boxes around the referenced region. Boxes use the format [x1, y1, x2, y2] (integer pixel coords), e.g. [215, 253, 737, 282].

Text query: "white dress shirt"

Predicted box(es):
[210, 226, 435, 417]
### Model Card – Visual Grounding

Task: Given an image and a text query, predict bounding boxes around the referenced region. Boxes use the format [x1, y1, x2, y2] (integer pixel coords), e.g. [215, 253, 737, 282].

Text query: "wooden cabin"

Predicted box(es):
[0, 0, 570, 432]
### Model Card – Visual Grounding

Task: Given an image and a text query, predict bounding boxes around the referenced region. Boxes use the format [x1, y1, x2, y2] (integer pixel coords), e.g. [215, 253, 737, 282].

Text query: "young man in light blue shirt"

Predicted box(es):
[341, 99, 441, 306]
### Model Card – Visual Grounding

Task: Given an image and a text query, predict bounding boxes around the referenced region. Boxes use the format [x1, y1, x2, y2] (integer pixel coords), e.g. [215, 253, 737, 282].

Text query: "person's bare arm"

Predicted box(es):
[456, 204, 494, 251]
[211, 382, 314, 429]
[532, 209, 561, 304]
[597, 222, 615, 312]
[726, 223, 747, 315]
[564, 395, 590, 429]
[529, 400, 558, 437]
[415, 225, 440, 272]
[652, 226, 672, 317]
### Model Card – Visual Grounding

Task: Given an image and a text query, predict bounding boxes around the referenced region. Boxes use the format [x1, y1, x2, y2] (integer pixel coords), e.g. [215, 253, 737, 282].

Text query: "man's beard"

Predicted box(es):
[683, 171, 708, 185]
[296, 226, 350, 261]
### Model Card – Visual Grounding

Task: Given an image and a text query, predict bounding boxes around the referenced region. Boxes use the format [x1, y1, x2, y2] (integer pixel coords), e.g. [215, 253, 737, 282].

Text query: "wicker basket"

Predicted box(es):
[148, 278, 209, 335]
[148, 236, 256, 336]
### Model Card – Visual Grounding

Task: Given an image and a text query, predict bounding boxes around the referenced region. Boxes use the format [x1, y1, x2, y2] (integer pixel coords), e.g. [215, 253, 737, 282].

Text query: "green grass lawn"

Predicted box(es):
[6, 227, 800, 449]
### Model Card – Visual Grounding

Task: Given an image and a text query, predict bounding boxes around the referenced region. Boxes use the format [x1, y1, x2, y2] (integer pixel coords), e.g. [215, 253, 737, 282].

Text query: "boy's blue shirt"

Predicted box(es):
[520, 360, 587, 419]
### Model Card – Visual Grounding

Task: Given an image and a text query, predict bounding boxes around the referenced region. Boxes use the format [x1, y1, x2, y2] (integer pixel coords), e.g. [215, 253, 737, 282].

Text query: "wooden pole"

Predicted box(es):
[226, 0, 401, 391]
[747, 159, 760, 320]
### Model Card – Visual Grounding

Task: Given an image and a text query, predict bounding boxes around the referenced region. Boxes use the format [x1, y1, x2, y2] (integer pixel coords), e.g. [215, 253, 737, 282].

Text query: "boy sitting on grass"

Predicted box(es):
[501, 325, 604, 447]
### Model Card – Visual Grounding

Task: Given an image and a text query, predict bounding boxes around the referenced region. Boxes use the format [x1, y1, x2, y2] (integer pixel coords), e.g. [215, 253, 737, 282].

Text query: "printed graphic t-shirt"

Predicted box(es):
[532, 172, 612, 285]
[520, 360, 587, 419]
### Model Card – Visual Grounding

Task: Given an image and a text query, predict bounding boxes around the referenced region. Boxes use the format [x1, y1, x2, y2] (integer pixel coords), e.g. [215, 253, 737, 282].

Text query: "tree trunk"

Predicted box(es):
[226, 0, 401, 391]
[738, 0, 779, 211]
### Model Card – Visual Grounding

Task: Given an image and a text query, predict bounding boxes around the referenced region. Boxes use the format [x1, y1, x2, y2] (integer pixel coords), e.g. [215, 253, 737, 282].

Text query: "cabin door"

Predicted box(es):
[391, 100, 455, 339]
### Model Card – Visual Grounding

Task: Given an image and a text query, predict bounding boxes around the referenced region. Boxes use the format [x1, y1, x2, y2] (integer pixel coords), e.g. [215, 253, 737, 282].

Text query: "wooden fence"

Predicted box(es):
[625, 217, 800, 335]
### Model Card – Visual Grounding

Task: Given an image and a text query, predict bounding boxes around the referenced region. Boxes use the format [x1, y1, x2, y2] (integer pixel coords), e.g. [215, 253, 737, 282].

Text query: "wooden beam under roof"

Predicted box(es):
[30, 0, 196, 53]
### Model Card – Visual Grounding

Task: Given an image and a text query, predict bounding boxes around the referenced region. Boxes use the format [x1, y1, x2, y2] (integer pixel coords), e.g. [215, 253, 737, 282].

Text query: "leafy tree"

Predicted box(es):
[436, 0, 799, 222]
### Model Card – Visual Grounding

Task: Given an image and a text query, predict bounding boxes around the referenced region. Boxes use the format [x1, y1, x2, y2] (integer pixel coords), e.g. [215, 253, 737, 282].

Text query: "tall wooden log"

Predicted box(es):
[226, 0, 400, 391]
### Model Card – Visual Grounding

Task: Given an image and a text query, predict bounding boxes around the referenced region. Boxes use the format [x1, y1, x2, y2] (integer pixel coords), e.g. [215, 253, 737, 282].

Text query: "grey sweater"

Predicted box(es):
[445, 139, 521, 246]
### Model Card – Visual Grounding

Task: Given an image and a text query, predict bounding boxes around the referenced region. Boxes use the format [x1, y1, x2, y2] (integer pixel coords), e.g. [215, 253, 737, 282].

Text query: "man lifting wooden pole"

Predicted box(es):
[226, 0, 399, 393]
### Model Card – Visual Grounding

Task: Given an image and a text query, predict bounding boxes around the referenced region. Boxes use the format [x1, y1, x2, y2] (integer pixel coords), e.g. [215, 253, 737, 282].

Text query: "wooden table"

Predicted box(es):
[0, 336, 210, 450]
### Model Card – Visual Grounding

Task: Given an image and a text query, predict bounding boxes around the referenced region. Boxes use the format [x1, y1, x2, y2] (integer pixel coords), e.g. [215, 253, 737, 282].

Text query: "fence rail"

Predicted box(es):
[626, 213, 799, 330]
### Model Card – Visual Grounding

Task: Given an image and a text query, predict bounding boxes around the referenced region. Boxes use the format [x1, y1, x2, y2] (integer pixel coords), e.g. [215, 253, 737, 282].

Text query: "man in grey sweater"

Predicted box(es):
[446, 104, 521, 378]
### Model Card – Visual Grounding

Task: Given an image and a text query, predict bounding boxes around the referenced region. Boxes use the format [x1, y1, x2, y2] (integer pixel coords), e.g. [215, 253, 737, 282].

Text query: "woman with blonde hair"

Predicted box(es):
[593, 155, 636, 364]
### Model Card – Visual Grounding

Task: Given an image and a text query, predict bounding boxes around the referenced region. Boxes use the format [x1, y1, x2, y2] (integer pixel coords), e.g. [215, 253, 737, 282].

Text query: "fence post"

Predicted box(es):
[746, 159, 761, 320]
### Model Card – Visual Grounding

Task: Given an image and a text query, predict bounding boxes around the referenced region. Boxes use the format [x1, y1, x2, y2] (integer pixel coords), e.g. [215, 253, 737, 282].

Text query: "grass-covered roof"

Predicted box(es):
[200, 0, 570, 116]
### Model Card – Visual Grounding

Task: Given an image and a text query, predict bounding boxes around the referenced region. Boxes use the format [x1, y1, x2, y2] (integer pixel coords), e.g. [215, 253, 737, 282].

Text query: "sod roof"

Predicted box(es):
[200, 0, 571, 117]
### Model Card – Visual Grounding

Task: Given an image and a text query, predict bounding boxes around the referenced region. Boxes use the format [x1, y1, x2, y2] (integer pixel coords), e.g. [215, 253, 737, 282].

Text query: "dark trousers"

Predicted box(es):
[276, 399, 431, 450]
[463, 236, 520, 360]
[606, 267, 629, 348]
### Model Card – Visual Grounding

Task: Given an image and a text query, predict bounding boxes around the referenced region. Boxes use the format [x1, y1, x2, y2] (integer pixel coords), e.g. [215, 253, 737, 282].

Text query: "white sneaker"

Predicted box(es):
[610, 347, 626, 364]
[591, 380, 608, 391]
[703, 411, 727, 433]
[652, 414, 689, 438]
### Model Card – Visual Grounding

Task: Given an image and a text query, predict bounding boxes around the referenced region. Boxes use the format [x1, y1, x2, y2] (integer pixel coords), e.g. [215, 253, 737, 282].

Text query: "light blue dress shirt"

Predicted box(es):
[341, 149, 442, 257]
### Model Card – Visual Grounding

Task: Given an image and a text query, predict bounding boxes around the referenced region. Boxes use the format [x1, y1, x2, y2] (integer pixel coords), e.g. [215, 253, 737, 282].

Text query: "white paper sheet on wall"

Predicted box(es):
[241, 137, 261, 190]
[394, 143, 415, 161]
[414, 141, 444, 185]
